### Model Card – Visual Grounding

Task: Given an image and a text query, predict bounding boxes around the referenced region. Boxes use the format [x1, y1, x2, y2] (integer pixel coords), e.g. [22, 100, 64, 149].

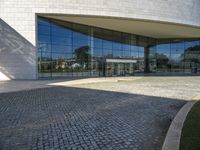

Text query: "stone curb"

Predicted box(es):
[48, 77, 142, 86]
[162, 100, 197, 150]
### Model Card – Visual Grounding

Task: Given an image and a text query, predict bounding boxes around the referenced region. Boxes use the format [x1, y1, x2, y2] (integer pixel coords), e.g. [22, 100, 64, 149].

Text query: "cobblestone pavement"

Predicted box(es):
[71, 77, 200, 101]
[0, 86, 185, 150]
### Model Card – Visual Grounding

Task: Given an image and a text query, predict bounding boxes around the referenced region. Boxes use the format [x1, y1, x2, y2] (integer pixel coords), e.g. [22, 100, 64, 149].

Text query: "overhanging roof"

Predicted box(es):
[40, 14, 200, 39]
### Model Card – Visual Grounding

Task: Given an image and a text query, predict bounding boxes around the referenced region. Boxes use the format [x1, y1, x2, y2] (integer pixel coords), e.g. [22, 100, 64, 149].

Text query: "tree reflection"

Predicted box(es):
[156, 53, 169, 67]
[74, 46, 91, 70]
[183, 45, 200, 63]
[182, 45, 200, 73]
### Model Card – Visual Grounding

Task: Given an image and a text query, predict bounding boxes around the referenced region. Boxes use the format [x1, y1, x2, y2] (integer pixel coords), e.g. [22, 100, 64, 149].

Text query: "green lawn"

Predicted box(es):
[180, 101, 200, 150]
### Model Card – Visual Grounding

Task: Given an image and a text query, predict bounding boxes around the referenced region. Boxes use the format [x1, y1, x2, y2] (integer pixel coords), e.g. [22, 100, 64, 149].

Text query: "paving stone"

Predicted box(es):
[0, 86, 185, 150]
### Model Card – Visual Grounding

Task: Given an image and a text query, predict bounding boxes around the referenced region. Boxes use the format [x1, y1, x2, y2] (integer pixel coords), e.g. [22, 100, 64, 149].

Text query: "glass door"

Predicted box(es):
[106, 62, 113, 76]
[113, 63, 119, 76]
[119, 63, 125, 76]
[106, 62, 136, 76]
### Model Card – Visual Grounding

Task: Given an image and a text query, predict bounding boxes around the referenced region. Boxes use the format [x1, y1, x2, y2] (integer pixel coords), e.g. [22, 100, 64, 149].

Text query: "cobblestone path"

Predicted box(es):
[0, 87, 185, 150]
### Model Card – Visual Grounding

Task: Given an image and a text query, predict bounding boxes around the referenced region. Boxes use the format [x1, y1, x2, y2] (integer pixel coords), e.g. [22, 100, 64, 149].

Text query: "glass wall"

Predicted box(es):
[37, 17, 200, 78]
[156, 39, 200, 74]
[184, 40, 200, 73]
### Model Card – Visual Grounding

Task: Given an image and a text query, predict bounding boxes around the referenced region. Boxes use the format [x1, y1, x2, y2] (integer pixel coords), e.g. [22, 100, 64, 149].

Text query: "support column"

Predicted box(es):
[144, 46, 150, 73]
[90, 28, 94, 76]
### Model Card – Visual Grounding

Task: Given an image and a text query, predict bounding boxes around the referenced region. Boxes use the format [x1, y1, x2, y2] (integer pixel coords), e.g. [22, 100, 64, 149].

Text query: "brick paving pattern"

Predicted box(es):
[0, 87, 185, 150]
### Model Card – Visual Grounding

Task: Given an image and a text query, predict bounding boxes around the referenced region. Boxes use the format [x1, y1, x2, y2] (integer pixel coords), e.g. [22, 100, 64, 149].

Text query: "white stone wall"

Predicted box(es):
[0, 19, 36, 80]
[0, 0, 200, 79]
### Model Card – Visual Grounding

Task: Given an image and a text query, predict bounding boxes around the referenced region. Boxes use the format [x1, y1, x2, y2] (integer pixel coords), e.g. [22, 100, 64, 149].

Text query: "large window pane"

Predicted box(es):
[51, 53, 73, 77]
[52, 36, 72, 45]
[170, 41, 185, 72]
[51, 45, 72, 53]
[38, 35, 51, 44]
[103, 40, 112, 50]
[38, 43, 51, 53]
[38, 24, 50, 35]
[184, 40, 200, 73]
[156, 42, 171, 72]
[51, 23, 72, 38]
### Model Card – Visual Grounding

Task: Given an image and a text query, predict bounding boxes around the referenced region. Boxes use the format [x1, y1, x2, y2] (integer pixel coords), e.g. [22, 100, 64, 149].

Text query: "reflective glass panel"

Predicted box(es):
[37, 17, 200, 78]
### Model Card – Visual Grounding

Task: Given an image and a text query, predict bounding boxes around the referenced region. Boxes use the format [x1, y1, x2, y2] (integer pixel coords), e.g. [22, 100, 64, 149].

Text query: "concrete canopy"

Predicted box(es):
[40, 15, 200, 39]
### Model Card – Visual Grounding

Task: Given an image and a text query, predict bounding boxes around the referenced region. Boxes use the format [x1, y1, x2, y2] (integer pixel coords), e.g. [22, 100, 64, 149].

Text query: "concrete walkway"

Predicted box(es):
[0, 79, 63, 93]
[1, 77, 200, 100]
[0, 80, 50, 93]
[64, 77, 200, 101]
[0, 77, 141, 94]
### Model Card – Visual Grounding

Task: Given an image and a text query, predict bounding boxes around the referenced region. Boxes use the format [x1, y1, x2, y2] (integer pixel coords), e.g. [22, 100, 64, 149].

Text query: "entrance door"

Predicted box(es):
[113, 63, 118, 76]
[124, 63, 135, 76]
[106, 62, 135, 76]
[113, 63, 125, 76]
[119, 63, 125, 76]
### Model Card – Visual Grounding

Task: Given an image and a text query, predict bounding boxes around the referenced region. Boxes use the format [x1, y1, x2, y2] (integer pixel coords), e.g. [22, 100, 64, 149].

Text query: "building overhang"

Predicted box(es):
[38, 14, 200, 39]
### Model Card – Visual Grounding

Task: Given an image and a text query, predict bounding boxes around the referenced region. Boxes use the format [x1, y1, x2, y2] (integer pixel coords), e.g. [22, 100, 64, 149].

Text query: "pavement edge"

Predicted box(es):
[162, 100, 198, 150]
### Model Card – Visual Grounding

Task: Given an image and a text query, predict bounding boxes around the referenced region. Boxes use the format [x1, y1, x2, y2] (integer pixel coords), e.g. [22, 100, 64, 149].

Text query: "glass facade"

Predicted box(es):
[37, 17, 200, 78]
[156, 39, 200, 74]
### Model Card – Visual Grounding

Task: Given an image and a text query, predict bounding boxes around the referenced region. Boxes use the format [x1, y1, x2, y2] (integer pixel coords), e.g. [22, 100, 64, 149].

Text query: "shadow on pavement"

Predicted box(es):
[0, 86, 186, 150]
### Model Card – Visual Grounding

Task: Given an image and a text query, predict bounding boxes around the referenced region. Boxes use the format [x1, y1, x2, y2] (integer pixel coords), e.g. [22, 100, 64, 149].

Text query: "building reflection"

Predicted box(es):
[37, 17, 200, 78]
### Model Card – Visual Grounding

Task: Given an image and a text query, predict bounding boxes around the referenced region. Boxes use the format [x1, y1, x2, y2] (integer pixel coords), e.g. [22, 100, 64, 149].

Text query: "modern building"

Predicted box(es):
[0, 0, 200, 80]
